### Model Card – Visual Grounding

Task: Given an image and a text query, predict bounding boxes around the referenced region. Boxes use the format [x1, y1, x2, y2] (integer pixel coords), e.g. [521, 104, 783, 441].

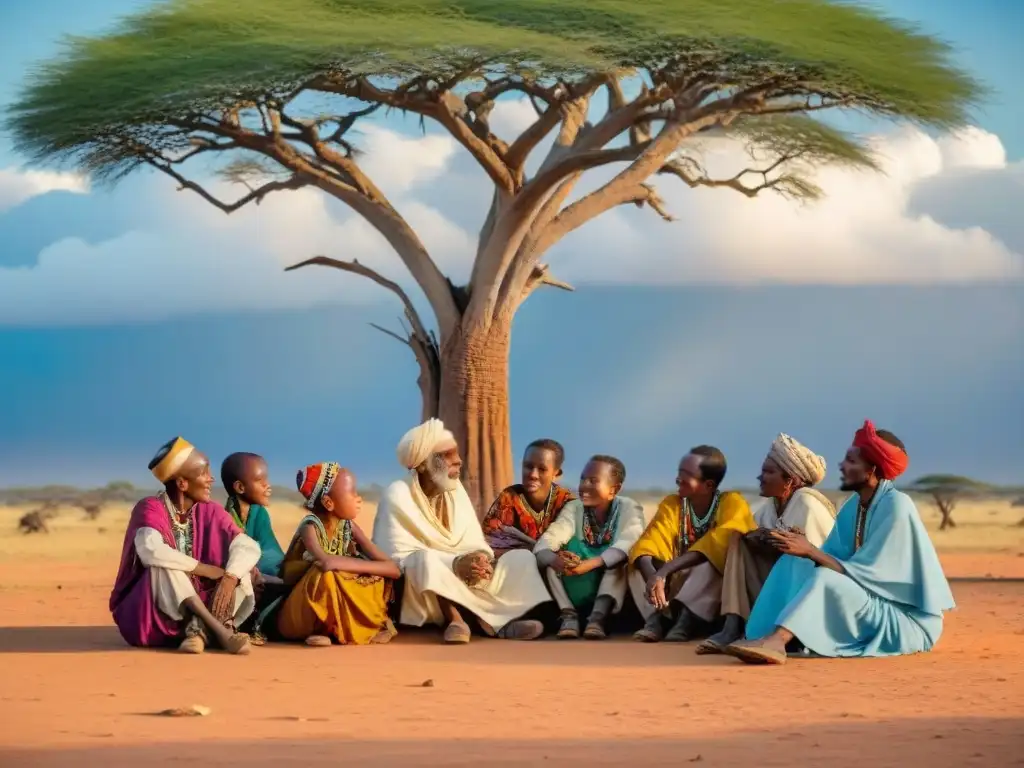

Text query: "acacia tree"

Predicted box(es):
[6, 0, 979, 511]
[909, 474, 993, 531]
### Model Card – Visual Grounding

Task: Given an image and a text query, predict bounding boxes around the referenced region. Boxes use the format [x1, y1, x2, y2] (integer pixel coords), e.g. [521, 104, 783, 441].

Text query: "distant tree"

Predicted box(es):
[908, 474, 993, 531]
[5, 0, 981, 511]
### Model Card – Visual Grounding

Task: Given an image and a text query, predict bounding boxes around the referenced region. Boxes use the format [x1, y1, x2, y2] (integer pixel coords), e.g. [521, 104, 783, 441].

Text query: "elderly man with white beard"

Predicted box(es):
[372, 419, 551, 644]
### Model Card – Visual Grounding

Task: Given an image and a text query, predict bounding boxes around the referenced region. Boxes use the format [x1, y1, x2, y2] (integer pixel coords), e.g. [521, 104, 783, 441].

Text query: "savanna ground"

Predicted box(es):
[1, 495, 1022, 766]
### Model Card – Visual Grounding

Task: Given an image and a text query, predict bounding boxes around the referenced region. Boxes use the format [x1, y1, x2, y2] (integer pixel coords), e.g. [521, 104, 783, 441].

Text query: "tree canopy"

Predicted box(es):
[8, 0, 979, 177]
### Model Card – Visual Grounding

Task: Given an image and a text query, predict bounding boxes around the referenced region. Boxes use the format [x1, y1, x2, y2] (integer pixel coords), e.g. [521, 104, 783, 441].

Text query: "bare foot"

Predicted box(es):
[696, 614, 745, 655]
[633, 614, 664, 643]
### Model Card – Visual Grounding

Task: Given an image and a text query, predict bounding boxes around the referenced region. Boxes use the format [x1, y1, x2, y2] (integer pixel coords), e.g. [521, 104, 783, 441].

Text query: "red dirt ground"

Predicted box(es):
[1, 554, 1022, 767]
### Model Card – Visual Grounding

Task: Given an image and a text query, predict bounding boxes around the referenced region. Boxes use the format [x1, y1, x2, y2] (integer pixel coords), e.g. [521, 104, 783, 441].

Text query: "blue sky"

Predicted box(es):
[0, 1, 1021, 491]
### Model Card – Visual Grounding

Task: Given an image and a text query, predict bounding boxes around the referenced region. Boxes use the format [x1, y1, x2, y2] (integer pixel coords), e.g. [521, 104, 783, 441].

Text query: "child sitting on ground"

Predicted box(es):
[222, 452, 286, 644]
[534, 455, 645, 640]
[277, 462, 400, 646]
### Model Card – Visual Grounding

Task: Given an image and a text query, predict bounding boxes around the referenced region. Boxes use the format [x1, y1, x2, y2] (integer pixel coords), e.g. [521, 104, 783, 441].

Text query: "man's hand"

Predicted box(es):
[455, 551, 493, 586]
[769, 530, 815, 559]
[210, 573, 239, 623]
[645, 573, 669, 610]
[192, 562, 225, 581]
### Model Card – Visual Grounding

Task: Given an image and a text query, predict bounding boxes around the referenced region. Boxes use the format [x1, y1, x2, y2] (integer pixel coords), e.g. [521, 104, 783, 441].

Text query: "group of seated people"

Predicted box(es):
[110, 418, 955, 665]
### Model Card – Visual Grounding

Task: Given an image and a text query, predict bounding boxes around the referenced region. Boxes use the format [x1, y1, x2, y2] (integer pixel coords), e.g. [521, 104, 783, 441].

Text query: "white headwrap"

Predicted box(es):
[396, 418, 456, 471]
[768, 433, 827, 487]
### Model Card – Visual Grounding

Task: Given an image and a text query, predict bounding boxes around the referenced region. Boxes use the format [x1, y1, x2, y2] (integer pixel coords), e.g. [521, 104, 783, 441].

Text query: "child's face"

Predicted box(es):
[233, 458, 272, 505]
[521, 447, 561, 497]
[323, 470, 362, 520]
[578, 460, 619, 508]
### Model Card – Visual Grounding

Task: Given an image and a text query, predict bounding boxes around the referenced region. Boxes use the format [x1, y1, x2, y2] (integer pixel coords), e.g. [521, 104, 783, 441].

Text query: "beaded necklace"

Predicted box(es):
[582, 499, 620, 547]
[161, 492, 194, 556]
[518, 485, 557, 530]
[679, 492, 720, 550]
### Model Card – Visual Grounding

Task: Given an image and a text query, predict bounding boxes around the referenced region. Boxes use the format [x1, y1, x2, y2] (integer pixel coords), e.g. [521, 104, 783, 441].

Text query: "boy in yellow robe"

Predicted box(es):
[628, 445, 756, 642]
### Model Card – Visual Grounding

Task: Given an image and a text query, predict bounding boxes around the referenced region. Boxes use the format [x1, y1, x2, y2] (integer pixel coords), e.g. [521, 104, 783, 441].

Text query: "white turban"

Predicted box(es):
[768, 433, 827, 487]
[396, 418, 456, 471]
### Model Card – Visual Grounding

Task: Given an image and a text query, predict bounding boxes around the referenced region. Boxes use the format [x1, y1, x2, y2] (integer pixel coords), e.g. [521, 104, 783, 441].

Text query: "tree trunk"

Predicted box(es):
[934, 494, 957, 530]
[435, 316, 514, 517]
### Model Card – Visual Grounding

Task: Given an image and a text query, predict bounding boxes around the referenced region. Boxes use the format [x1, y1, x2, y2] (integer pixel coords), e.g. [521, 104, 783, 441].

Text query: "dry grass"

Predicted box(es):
[2, 493, 1021, 565]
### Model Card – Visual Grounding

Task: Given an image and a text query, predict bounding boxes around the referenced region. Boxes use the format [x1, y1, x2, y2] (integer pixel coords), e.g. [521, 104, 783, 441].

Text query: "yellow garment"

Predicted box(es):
[628, 492, 756, 573]
[276, 520, 394, 645]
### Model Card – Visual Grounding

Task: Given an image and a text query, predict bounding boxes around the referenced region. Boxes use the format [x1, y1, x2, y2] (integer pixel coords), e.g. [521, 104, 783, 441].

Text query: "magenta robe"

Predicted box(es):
[109, 496, 239, 647]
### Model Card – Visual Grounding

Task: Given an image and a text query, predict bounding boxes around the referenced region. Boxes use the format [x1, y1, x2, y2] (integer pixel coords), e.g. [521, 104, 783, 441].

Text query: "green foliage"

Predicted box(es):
[6, 0, 981, 176]
[909, 474, 994, 493]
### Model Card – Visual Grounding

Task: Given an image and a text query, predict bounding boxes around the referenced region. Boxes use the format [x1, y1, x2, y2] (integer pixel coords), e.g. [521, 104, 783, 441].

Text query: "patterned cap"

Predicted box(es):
[296, 462, 341, 511]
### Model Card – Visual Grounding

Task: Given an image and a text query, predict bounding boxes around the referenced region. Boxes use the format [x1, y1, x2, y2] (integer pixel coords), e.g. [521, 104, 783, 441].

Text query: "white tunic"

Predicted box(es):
[134, 527, 259, 624]
[372, 477, 552, 630]
[751, 487, 837, 548]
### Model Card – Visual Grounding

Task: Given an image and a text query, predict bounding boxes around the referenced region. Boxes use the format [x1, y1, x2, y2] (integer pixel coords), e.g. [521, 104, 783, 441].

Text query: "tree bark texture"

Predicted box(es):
[434, 318, 514, 517]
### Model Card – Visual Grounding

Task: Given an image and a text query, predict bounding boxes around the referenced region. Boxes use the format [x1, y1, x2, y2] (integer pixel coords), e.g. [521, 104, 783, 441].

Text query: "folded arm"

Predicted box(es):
[134, 528, 199, 572]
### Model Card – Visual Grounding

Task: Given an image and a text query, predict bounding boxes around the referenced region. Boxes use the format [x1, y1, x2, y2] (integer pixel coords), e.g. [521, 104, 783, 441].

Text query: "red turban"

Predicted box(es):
[853, 420, 908, 480]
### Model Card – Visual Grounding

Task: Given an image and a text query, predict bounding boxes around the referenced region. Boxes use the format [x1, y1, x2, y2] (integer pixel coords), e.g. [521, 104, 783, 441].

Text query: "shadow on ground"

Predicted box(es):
[1, 717, 1019, 767]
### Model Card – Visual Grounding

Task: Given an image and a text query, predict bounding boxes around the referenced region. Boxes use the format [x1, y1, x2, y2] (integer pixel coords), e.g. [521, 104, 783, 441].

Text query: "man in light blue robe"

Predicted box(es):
[724, 420, 955, 664]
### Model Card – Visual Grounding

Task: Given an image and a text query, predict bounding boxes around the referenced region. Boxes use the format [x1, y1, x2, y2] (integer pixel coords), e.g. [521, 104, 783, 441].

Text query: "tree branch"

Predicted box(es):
[284, 255, 434, 345]
[143, 157, 305, 213]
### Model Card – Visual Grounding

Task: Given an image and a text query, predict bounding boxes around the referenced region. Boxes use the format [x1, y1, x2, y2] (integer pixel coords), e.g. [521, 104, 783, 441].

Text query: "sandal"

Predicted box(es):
[178, 634, 205, 654]
[443, 622, 472, 644]
[222, 632, 252, 655]
[582, 620, 607, 640]
[496, 619, 544, 640]
[557, 610, 580, 640]
[723, 639, 787, 665]
[304, 635, 332, 648]
[633, 614, 665, 643]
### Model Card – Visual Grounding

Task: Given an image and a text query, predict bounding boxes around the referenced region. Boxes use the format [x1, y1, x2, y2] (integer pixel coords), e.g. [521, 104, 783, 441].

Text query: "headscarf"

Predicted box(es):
[396, 418, 456, 471]
[296, 462, 341, 511]
[149, 437, 195, 483]
[767, 433, 827, 486]
[853, 420, 909, 480]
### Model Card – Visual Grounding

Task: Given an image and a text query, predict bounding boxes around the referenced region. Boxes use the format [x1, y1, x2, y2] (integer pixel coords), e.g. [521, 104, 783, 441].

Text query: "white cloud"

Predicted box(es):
[0, 167, 88, 212]
[1, 120, 1021, 326]
[550, 125, 1024, 285]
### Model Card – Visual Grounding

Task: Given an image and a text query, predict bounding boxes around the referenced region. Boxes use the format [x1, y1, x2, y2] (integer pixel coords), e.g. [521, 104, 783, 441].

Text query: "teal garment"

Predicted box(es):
[561, 498, 623, 611]
[562, 536, 610, 610]
[746, 480, 955, 657]
[227, 499, 285, 576]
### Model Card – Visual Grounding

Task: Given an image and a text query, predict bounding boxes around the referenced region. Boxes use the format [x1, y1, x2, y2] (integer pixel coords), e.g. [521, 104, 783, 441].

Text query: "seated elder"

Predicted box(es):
[482, 439, 576, 559]
[109, 437, 259, 654]
[534, 455, 645, 640]
[726, 421, 955, 665]
[628, 446, 757, 642]
[696, 433, 836, 654]
[372, 419, 552, 644]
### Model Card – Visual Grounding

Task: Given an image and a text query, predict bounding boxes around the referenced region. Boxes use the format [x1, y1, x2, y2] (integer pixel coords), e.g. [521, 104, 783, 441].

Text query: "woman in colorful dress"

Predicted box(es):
[482, 439, 576, 558]
[276, 462, 400, 647]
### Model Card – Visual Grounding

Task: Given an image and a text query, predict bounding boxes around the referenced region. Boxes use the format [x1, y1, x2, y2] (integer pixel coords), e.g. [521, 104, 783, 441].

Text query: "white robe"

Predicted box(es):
[751, 487, 837, 547]
[372, 477, 552, 630]
[134, 527, 259, 626]
[534, 497, 646, 613]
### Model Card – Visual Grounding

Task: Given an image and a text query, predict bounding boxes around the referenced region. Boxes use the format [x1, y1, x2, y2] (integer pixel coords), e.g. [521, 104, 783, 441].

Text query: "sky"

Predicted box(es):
[0, 1, 1021, 491]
